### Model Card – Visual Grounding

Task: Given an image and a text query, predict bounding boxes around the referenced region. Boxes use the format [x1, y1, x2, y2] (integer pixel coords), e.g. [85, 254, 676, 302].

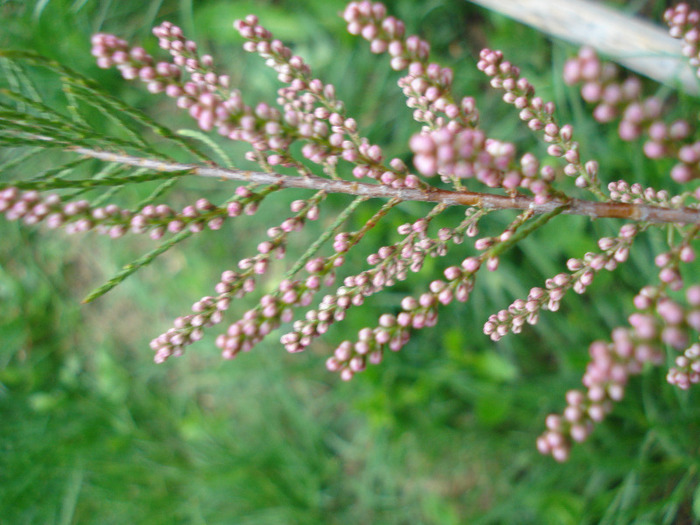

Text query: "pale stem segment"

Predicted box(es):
[72, 147, 700, 225]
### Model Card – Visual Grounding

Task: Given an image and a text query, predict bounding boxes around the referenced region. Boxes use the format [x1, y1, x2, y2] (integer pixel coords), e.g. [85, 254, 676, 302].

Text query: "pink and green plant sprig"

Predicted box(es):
[667, 342, 700, 389]
[150, 190, 326, 362]
[328, 205, 567, 381]
[407, 117, 569, 205]
[396, 66, 479, 133]
[538, 279, 700, 462]
[343, 1, 478, 133]
[6, 0, 700, 466]
[274, 196, 399, 352]
[562, 46, 643, 127]
[478, 48, 605, 201]
[325, 275, 473, 381]
[537, 220, 700, 461]
[0, 184, 266, 240]
[93, 27, 323, 177]
[607, 180, 690, 207]
[343, 1, 487, 194]
[282, 205, 486, 353]
[653, 229, 698, 292]
[215, 197, 400, 359]
[484, 222, 646, 341]
[665, 3, 700, 74]
[563, 46, 700, 184]
[234, 14, 425, 190]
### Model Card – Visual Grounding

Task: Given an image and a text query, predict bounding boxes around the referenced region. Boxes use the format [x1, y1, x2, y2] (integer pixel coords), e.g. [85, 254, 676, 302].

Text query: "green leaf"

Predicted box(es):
[177, 129, 233, 167]
[0, 168, 192, 192]
[0, 49, 211, 161]
[81, 228, 194, 304]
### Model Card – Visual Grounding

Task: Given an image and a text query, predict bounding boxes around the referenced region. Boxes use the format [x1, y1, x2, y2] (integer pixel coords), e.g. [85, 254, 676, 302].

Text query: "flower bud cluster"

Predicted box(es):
[0, 188, 97, 232]
[410, 126, 521, 188]
[233, 15, 310, 82]
[234, 15, 333, 169]
[0, 187, 251, 239]
[95, 16, 423, 190]
[325, 323, 410, 382]
[91, 33, 165, 82]
[149, 21, 283, 145]
[478, 49, 598, 194]
[150, 270, 251, 363]
[537, 286, 666, 461]
[563, 46, 700, 184]
[632, 286, 699, 351]
[284, 206, 482, 353]
[665, 4, 700, 72]
[95, 23, 328, 169]
[235, 14, 422, 189]
[279, 227, 377, 353]
[327, 270, 475, 381]
[218, 192, 355, 359]
[230, 198, 401, 357]
[654, 243, 696, 292]
[607, 180, 684, 207]
[562, 47, 641, 125]
[398, 65, 478, 131]
[343, 1, 428, 71]
[152, 21, 219, 77]
[325, 207, 496, 381]
[539, 281, 700, 461]
[91, 32, 185, 96]
[667, 343, 700, 389]
[484, 223, 641, 340]
[126, 195, 249, 239]
[408, 123, 562, 204]
[150, 192, 323, 362]
[215, 279, 311, 359]
[343, 2, 481, 143]
[214, 197, 340, 359]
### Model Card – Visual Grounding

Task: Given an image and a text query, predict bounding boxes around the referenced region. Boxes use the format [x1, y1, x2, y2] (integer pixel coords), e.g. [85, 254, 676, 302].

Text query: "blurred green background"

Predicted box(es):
[1, 0, 699, 523]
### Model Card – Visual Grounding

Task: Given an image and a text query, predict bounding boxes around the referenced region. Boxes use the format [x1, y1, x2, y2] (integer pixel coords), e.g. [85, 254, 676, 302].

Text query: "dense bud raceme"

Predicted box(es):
[150, 191, 325, 362]
[484, 223, 644, 340]
[3, 1, 700, 464]
[564, 45, 700, 184]
[0, 186, 261, 239]
[537, 279, 700, 461]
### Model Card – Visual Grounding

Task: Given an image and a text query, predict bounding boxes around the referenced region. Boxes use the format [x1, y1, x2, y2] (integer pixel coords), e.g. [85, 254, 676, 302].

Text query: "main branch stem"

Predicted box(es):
[72, 148, 700, 225]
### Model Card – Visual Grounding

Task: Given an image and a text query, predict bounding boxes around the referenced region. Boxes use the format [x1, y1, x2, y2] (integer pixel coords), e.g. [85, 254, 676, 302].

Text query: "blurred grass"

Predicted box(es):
[1, 0, 699, 523]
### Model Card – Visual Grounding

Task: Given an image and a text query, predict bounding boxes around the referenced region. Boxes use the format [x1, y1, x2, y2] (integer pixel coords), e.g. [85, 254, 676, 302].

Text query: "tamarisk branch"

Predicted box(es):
[73, 147, 700, 225]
